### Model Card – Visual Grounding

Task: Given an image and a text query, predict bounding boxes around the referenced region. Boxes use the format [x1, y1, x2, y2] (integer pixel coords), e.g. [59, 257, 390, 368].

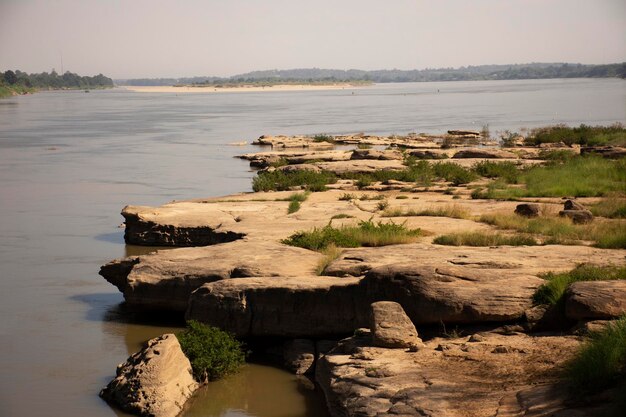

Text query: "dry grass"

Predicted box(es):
[316, 244, 342, 275]
[382, 204, 470, 219]
[433, 231, 538, 246]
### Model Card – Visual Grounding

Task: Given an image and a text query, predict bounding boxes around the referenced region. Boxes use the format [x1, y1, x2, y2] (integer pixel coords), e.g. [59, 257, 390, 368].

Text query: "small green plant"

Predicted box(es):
[433, 232, 538, 247]
[282, 220, 422, 250]
[533, 265, 626, 306]
[433, 162, 478, 186]
[376, 200, 389, 211]
[281, 192, 309, 214]
[472, 160, 521, 183]
[312, 134, 335, 143]
[339, 193, 357, 201]
[177, 321, 246, 382]
[566, 315, 626, 395]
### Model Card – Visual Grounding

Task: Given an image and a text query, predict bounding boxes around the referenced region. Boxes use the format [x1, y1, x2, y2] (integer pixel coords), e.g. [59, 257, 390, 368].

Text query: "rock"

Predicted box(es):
[186, 276, 366, 337]
[100, 241, 323, 311]
[407, 149, 450, 159]
[100, 334, 199, 417]
[563, 199, 586, 211]
[277, 163, 322, 173]
[448, 130, 481, 137]
[253, 135, 335, 149]
[283, 339, 316, 375]
[565, 281, 626, 320]
[514, 203, 540, 217]
[363, 264, 544, 325]
[581, 146, 626, 159]
[350, 149, 403, 160]
[468, 333, 485, 342]
[314, 159, 406, 175]
[559, 209, 593, 224]
[572, 320, 611, 336]
[452, 149, 518, 159]
[370, 301, 421, 349]
[316, 340, 338, 360]
[122, 204, 245, 246]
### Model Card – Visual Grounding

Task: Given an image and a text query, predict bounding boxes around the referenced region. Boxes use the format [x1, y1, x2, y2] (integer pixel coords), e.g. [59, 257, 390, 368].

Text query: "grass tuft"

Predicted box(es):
[177, 320, 246, 382]
[282, 220, 422, 250]
[382, 204, 470, 219]
[433, 231, 538, 246]
[316, 243, 342, 275]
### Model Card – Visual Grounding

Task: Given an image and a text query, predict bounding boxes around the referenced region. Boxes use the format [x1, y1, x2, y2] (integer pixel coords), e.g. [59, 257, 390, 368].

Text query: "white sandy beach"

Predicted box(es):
[123, 84, 367, 93]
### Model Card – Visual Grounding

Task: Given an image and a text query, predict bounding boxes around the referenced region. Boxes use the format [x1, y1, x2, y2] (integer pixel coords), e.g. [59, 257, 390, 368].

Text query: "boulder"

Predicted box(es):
[514, 203, 540, 218]
[283, 339, 316, 375]
[350, 149, 403, 161]
[100, 334, 199, 417]
[563, 199, 586, 211]
[565, 281, 626, 320]
[99, 240, 322, 311]
[363, 264, 543, 325]
[370, 301, 421, 349]
[122, 204, 245, 246]
[407, 149, 450, 159]
[186, 276, 366, 338]
[452, 149, 518, 159]
[559, 209, 593, 224]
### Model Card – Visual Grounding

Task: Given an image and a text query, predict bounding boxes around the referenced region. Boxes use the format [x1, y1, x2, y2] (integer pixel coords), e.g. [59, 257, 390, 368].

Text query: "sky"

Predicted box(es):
[1, 0, 625, 79]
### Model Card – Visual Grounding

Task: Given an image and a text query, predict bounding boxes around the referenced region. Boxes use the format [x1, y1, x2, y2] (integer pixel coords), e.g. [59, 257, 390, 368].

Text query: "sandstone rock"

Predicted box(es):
[363, 264, 544, 325]
[407, 149, 450, 159]
[277, 163, 322, 173]
[100, 334, 199, 417]
[100, 241, 322, 311]
[122, 204, 245, 246]
[186, 276, 366, 337]
[350, 149, 403, 161]
[559, 209, 593, 224]
[580, 146, 626, 159]
[515, 203, 540, 217]
[370, 301, 421, 349]
[572, 320, 611, 336]
[253, 135, 335, 149]
[452, 149, 518, 159]
[283, 339, 316, 375]
[565, 280, 626, 320]
[563, 199, 586, 211]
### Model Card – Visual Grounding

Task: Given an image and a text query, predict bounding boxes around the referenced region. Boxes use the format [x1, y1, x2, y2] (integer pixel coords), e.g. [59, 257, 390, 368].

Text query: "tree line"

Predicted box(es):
[1, 69, 114, 89]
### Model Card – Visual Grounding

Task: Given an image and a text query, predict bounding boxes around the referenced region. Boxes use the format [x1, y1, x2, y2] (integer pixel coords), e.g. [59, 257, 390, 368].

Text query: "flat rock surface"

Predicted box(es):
[565, 280, 626, 320]
[100, 334, 199, 417]
[316, 331, 580, 417]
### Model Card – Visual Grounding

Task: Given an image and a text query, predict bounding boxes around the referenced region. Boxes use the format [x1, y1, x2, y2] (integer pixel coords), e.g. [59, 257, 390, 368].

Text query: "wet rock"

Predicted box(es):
[452, 149, 518, 159]
[565, 280, 626, 320]
[370, 301, 421, 349]
[559, 209, 593, 224]
[186, 276, 366, 338]
[100, 334, 199, 417]
[283, 339, 316, 375]
[514, 203, 540, 217]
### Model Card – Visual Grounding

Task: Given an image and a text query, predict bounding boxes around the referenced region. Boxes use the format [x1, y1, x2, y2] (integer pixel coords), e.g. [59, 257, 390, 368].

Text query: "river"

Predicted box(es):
[0, 78, 624, 417]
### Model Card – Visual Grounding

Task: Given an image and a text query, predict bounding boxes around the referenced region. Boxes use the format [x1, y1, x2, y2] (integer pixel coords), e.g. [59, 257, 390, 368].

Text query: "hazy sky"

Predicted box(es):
[1, 0, 625, 79]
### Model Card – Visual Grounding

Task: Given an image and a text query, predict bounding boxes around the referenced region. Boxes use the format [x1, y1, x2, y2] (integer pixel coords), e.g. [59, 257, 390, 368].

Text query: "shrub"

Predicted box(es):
[472, 160, 521, 183]
[433, 232, 538, 246]
[566, 316, 626, 395]
[177, 321, 246, 382]
[312, 134, 335, 143]
[252, 170, 336, 192]
[533, 265, 626, 306]
[527, 123, 626, 146]
[432, 162, 478, 185]
[282, 220, 422, 250]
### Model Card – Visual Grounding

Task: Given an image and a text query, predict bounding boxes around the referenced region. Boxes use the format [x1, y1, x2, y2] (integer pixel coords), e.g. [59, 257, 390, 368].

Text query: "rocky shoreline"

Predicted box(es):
[99, 131, 626, 417]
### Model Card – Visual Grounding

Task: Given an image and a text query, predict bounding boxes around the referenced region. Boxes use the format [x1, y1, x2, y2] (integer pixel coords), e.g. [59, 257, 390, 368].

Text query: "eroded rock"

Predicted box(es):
[100, 334, 199, 417]
[370, 301, 421, 349]
[565, 280, 626, 320]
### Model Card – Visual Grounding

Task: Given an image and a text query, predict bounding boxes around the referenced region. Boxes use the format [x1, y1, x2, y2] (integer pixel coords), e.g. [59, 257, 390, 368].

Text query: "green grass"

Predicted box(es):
[312, 134, 335, 143]
[433, 231, 538, 246]
[472, 160, 520, 183]
[252, 170, 337, 192]
[533, 265, 626, 306]
[566, 315, 626, 395]
[281, 192, 310, 214]
[177, 320, 246, 382]
[382, 204, 470, 219]
[537, 149, 577, 162]
[282, 219, 422, 250]
[432, 162, 479, 185]
[479, 212, 626, 249]
[475, 156, 626, 199]
[590, 197, 626, 219]
[527, 124, 626, 147]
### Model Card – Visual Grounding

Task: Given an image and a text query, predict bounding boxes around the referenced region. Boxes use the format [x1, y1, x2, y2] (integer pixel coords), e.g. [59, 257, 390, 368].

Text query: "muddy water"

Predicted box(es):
[0, 79, 624, 417]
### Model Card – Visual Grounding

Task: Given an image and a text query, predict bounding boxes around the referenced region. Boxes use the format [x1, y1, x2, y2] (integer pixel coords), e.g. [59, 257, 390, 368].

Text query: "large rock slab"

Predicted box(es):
[122, 203, 245, 246]
[370, 301, 421, 349]
[186, 276, 366, 338]
[565, 280, 626, 320]
[253, 135, 335, 149]
[316, 331, 580, 417]
[364, 264, 543, 324]
[100, 334, 199, 417]
[100, 240, 322, 311]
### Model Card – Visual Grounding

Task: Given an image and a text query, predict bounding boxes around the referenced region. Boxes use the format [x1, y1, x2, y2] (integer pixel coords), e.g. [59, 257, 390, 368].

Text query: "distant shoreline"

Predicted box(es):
[123, 84, 368, 93]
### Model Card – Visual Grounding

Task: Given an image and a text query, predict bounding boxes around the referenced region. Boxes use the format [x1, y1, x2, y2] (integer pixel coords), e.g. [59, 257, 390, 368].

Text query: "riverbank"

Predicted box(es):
[99, 130, 626, 416]
[123, 83, 368, 94]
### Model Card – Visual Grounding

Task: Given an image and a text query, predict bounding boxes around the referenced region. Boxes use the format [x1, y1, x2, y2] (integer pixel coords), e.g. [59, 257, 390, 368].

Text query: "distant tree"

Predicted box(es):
[4, 70, 17, 85]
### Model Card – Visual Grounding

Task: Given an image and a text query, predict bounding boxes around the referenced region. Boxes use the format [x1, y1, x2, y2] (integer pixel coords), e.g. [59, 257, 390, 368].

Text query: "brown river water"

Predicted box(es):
[0, 79, 624, 416]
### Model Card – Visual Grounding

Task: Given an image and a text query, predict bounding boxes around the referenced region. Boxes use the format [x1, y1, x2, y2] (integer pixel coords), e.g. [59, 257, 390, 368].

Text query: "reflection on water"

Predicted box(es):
[0, 80, 624, 417]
